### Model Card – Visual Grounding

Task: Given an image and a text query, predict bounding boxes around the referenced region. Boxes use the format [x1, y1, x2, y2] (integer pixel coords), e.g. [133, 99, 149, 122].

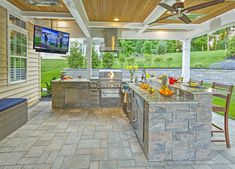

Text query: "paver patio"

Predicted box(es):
[0, 99, 235, 169]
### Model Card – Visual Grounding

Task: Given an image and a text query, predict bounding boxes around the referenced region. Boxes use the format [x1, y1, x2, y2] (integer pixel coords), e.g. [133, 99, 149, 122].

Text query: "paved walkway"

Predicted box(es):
[0, 100, 235, 169]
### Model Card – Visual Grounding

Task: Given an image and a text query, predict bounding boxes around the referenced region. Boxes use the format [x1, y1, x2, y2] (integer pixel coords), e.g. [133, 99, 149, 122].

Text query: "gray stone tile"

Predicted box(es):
[91, 148, 108, 160]
[78, 139, 100, 148]
[210, 164, 233, 169]
[99, 160, 117, 169]
[192, 165, 213, 169]
[61, 155, 90, 169]
[0, 152, 25, 165]
[58, 144, 77, 156]
[0, 100, 235, 169]
[17, 158, 38, 165]
[24, 146, 46, 158]
[89, 161, 99, 169]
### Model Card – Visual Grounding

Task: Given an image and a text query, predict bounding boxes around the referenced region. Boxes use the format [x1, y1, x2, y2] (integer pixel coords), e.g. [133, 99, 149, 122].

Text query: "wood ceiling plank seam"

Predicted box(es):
[195, 4, 235, 24]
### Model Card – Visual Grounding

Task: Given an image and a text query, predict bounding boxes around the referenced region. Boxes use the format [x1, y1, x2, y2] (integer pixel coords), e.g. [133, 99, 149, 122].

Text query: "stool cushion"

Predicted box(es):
[0, 98, 27, 112]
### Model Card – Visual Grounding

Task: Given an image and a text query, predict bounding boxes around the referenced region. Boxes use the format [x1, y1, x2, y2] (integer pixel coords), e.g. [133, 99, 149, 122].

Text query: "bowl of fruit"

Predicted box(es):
[159, 86, 174, 96]
[139, 83, 150, 90]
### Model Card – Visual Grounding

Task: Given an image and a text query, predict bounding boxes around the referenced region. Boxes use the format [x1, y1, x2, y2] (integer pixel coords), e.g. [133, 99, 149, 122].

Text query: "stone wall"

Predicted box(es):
[64, 68, 235, 85]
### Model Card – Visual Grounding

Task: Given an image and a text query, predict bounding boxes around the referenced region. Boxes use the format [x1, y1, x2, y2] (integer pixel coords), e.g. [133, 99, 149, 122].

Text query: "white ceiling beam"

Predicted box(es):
[120, 30, 188, 40]
[148, 23, 200, 31]
[88, 22, 144, 29]
[21, 11, 73, 19]
[63, 0, 91, 37]
[138, 0, 176, 34]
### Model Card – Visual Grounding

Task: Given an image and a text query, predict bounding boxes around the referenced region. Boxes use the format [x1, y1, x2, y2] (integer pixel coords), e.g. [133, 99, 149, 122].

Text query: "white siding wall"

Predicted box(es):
[0, 6, 41, 105]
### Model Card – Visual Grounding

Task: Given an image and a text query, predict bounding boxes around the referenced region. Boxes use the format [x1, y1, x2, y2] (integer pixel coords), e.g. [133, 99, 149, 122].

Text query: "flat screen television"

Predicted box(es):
[33, 25, 70, 54]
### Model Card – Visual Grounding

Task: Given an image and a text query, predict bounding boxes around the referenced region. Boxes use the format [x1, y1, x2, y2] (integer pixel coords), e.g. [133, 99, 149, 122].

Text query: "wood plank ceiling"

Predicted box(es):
[158, 0, 235, 24]
[82, 0, 161, 22]
[7, 0, 69, 12]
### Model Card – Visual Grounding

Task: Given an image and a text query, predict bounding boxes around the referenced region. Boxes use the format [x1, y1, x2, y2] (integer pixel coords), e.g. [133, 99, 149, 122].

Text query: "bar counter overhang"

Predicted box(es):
[51, 77, 215, 162]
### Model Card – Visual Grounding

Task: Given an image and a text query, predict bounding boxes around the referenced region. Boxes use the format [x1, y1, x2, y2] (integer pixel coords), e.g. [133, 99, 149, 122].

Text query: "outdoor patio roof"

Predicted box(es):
[3, 0, 235, 40]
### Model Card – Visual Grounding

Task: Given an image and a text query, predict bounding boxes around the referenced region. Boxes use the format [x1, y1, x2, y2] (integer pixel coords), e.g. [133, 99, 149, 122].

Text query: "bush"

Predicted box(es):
[155, 41, 166, 55]
[226, 36, 235, 57]
[127, 57, 135, 66]
[67, 41, 84, 68]
[92, 48, 101, 68]
[118, 54, 126, 69]
[102, 52, 114, 68]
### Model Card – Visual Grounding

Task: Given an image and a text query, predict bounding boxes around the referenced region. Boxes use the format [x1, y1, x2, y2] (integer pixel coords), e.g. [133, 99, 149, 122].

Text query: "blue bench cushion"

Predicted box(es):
[0, 98, 27, 112]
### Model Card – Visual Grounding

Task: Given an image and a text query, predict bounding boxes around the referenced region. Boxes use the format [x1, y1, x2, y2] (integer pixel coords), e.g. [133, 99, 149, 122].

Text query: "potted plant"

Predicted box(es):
[127, 66, 138, 83]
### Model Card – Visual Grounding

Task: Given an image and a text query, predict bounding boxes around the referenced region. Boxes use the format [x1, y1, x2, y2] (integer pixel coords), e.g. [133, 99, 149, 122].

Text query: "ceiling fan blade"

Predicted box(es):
[148, 15, 173, 25]
[178, 14, 192, 24]
[159, 3, 175, 12]
[183, 0, 225, 13]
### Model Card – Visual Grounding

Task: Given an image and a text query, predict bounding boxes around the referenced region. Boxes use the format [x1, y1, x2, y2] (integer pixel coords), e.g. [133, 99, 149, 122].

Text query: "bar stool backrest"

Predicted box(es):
[212, 82, 233, 113]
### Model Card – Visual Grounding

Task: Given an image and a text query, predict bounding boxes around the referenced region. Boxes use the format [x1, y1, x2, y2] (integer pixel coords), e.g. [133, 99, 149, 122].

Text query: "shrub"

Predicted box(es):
[118, 54, 126, 69]
[92, 48, 101, 68]
[155, 41, 166, 55]
[102, 52, 114, 68]
[226, 36, 235, 57]
[67, 41, 84, 68]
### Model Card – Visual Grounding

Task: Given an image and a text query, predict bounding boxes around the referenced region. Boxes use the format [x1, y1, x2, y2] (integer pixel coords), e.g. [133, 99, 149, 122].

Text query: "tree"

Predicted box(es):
[191, 35, 207, 51]
[143, 41, 153, 54]
[118, 54, 126, 69]
[155, 41, 166, 55]
[102, 52, 114, 68]
[127, 57, 135, 66]
[67, 41, 84, 68]
[226, 36, 235, 57]
[92, 48, 101, 68]
[144, 54, 153, 67]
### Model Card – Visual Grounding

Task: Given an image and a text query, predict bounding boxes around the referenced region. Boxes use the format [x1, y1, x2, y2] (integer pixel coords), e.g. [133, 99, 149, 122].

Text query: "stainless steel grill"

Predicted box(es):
[99, 70, 122, 102]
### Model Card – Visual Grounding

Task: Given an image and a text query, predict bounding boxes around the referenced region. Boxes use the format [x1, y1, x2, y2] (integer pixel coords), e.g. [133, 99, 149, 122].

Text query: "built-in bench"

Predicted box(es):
[0, 98, 28, 140]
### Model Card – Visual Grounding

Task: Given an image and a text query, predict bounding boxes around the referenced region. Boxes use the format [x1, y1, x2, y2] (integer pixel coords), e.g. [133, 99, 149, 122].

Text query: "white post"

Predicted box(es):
[182, 39, 191, 82]
[86, 38, 92, 79]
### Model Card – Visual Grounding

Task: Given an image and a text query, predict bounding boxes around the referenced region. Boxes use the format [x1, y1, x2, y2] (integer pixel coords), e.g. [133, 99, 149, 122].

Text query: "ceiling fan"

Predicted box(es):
[149, 0, 225, 25]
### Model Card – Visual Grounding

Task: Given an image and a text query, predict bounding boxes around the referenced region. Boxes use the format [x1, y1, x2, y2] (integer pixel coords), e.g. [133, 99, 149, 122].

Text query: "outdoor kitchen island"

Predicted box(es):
[127, 82, 214, 161]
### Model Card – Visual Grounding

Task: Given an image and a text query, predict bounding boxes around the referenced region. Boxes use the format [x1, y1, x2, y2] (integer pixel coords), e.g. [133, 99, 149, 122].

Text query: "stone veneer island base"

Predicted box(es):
[128, 79, 214, 161]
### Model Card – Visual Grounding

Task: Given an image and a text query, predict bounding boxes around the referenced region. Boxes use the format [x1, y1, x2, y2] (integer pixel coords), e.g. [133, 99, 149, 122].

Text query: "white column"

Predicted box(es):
[182, 39, 191, 82]
[86, 38, 92, 79]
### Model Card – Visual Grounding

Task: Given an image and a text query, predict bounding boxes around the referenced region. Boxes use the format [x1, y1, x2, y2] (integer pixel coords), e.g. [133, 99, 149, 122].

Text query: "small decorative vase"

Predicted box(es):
[130, 73, 134, 83]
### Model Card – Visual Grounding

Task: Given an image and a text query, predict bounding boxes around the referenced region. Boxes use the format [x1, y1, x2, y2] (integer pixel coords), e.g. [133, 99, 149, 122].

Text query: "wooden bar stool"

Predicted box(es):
[211, 82, 233, 148]
[189, 79, 203, 86]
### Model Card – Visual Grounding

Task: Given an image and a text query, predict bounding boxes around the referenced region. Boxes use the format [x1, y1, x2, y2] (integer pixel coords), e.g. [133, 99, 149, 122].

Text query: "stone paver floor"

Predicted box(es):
[0, 99, 235, 169]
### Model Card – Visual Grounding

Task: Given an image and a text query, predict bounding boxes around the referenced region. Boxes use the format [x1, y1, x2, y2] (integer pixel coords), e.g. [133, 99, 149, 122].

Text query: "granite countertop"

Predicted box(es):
[149, 78, 217, 95]
[52, 79, 90, 83]
[129, 84, 197, 105]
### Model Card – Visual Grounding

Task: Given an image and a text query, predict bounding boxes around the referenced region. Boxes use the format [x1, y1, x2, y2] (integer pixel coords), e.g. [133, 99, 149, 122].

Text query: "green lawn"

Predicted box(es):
[113, 50, 226, 68]
[41, 59, 68, 88]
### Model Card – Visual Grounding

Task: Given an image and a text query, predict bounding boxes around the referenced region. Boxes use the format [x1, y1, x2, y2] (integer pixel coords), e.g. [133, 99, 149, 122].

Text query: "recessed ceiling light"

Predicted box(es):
[167, 11, 172, 14]
[113, 18, 120, 22]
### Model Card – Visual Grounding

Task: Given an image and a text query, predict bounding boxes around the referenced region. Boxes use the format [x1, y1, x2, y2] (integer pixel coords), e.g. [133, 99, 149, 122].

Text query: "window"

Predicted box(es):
[8, 14, 27, 83]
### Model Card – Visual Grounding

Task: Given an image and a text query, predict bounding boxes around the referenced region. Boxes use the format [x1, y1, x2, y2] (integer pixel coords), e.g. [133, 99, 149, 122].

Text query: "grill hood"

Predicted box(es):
[99, 29, 120, 52]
